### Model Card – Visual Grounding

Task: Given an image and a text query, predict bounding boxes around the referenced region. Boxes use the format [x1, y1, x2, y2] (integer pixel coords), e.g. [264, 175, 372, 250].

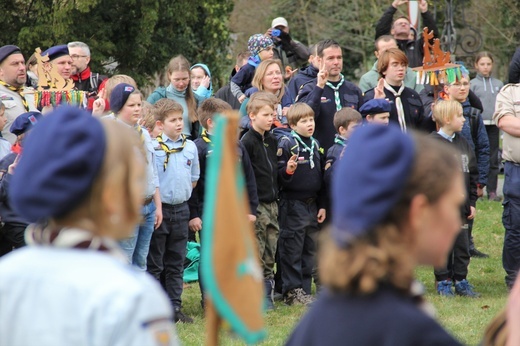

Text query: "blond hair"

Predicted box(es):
[433, 100, 463, 127]
[105, 75, 138, 102]
[153, 98, 184, 123]
[54, 120, 144, 236]
[252, 59, 285, 103]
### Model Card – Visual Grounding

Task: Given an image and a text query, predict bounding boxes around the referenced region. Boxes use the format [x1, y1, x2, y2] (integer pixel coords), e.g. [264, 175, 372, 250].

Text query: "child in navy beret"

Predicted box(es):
[286, 125, 465, 345]
[0, 106, 177, 344]
[360, 98, 391, 125]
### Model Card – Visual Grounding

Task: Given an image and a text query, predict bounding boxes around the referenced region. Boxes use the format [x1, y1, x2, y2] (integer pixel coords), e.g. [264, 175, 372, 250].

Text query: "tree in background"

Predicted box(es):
[0, 0, 234, 90]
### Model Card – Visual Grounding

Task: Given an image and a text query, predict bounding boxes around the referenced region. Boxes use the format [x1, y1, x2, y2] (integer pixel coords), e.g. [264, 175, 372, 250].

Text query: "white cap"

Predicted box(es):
[271, 17, 288, 28]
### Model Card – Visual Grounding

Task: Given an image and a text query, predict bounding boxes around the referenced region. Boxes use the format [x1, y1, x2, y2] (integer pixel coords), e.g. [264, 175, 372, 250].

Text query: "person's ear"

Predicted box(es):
[408, 194, 429, 232]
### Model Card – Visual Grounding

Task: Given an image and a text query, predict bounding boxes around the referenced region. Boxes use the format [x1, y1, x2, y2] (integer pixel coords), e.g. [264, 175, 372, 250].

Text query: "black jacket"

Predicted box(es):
[240, 129, 279, 203]
[430, 132, 478, 218]
[297, 79, 363, 152]
[364, 86, 425, 130]
[287, 64, 318, 102]
[286, 286, 462, 346]
[375, 6, 439, 68]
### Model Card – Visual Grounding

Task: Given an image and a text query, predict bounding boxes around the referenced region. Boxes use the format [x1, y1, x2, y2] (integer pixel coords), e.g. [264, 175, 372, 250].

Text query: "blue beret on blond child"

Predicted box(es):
[42, 45, 70, 61]
[359, 98, 392, 117]
[0, 45, 22, 64]
[10, 111, 42, 136]
[331, 124, 415, 247]
[248, 34, 274, 57]
[9, 106, 106, 223]
[110, 83, 136, 114]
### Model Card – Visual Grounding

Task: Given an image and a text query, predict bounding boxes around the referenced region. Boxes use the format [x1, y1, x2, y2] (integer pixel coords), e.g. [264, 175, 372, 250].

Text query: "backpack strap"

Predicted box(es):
[468, 107, 481, 145]
[89, 73, 99, 92]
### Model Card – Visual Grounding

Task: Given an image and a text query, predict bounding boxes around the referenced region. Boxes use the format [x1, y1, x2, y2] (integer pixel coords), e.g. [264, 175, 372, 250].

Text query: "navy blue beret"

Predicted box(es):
[42, 45, 70, 61]
[110, 83, 136, 113]
[10, 111, 42, 136]
[9, 106, 106, 223]
[359, 98, 392, 116]
[331, 124, 415, 247]
[0, 45, 22, 64]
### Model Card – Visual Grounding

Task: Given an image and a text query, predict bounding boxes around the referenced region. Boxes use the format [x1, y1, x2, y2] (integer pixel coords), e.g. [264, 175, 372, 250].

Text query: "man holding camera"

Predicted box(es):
[267, 17, 310, 81]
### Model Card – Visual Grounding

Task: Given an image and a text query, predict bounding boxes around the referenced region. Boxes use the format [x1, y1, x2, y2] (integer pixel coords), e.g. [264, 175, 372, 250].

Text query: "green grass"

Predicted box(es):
[176, 197, 507, 346]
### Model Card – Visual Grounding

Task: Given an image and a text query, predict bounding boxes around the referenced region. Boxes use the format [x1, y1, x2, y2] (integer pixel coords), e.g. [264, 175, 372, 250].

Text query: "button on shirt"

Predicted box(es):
[154, 134, 199, 205]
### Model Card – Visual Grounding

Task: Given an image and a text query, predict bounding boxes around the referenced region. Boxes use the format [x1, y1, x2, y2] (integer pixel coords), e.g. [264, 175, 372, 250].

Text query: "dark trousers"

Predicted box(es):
[502, 162, 520, 287]
[278, 198, 318, 295]
[434, 225, 470, 282]
[486, 125, 500, 194]
[147, 202, 189, 308]
[0, 222, 27, 257]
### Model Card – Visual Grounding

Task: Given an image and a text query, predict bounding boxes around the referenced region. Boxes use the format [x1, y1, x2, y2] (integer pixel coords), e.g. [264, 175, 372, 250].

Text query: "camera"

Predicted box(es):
[271, 29, 281, 37]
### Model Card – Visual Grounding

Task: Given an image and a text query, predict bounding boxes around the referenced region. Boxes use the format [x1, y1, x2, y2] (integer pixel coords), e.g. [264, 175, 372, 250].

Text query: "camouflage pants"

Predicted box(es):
[254, 201, 279, 279]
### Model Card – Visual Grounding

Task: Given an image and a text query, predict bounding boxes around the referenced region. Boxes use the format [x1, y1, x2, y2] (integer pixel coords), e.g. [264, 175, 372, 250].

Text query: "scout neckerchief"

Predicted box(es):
[135, 124, 145, 144]
[325, 74, 345, 111]
[25, 224, 127, 262]
[384, 80, 407, 133]
[291, 130, 316, 169]
[334, 134, 347, 147]
[201, 129, 213, 147]
[156, 133, 187, 171]
[0, 80, 29, 111]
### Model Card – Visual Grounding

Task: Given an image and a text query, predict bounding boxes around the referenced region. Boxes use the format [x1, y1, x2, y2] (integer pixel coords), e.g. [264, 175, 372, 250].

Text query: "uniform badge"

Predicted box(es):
[187, 159, 192, 166]
[324, 161, 332, 171]
[277, 148, 283, 156]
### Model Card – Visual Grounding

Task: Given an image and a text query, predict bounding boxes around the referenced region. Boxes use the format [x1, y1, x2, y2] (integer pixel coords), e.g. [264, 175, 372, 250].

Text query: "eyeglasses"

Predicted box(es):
[449, 82, 470, 88]
[70, 54, 88, 60]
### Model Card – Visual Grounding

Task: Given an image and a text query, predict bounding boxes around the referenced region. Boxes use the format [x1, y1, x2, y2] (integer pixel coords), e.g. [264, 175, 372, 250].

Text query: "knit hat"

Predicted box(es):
[10, 111, 42, 136]
[248, 34, 274, 57]
[359, 99, 392, 117]
[110, 83, 136, 113]
[42, 45, 70, 61]
[0, 45, 22, 65]
[9, 106, 106, 223]
[332, 124, 415, 247]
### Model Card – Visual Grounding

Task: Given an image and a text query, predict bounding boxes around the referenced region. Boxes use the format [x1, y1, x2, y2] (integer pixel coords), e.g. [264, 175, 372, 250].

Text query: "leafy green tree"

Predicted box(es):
[0, 0, 234, 89]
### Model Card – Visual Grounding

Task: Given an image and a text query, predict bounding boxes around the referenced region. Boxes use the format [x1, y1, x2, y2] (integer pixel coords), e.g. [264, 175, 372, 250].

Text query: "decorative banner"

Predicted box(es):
[35, 47, 74, 91]
[34, 90, 88, 109]
[412, 27, 461, 86]
[201, 111, 266, 345]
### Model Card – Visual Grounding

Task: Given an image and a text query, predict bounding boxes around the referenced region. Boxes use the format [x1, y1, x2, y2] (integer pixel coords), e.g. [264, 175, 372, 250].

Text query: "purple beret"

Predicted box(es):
[9, 106, 106, 222]
[110, 83, 136, 113]
[10, 111, 42, 136]
[42, 45, 70, 61]
[0, 45, 22, 64]
[332, 124, 415, 247]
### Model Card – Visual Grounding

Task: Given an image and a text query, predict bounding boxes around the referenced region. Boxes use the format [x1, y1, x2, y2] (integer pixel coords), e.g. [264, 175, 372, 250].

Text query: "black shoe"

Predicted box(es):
[174, 307, 194, 323]
[470, 248, 489, 258]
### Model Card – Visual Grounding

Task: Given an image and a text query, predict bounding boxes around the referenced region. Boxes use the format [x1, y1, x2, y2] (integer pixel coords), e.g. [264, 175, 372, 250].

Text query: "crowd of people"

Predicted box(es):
[2, 0, 520, 344]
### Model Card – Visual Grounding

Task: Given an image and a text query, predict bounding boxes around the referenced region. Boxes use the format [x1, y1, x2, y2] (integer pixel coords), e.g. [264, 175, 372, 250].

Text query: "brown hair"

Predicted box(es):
[475, 51, 495, 65]
[319, 132, 461, 295]
[252, 59, 285, 103]
[375, 35, 397, 52]
[198, 98, 232, 129]
[153, 98, 184, 123]
[246, 91, 277, 116]
[55, 119, 144, 236]
[377, 48, 408, 78]
[287, 103, 314, 127]
[236, 51, 250, 66]
[105, 75, 138, 102]
[333, 108, 362, 132]
[141, 101, 156, 132]
[167, 55, 198, 123]
[432, 100, 463, 127]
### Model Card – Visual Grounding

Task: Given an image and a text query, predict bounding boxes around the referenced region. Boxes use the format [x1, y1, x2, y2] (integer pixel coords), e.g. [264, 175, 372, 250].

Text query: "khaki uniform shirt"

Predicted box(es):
[0, 84, 36, 144]
[493, 84, 520, 163]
